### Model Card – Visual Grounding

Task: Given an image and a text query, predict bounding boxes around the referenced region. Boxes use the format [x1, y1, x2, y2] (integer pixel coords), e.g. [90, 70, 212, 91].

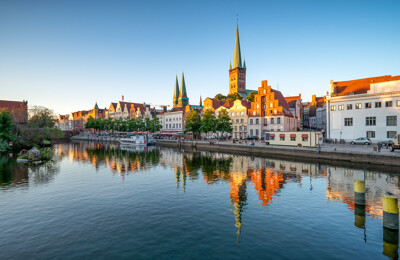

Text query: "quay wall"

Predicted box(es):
[156, 140, 400, 167]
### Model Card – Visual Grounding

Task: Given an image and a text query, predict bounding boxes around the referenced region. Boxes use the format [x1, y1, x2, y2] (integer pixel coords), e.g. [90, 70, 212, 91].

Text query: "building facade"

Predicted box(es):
[326, 75, 400, 141]
[0, 100, 28, 125]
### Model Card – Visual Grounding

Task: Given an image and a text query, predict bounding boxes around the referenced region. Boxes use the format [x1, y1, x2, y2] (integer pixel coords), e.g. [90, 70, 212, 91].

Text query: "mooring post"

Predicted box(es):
[354, 180, 365, 205]
[383, 227, 399, 258]
[383, 193, 399, 230]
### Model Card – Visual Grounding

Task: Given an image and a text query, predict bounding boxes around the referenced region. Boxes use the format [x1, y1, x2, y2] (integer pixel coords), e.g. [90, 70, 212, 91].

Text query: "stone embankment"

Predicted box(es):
[71, 134, 120, 142]
[156, 140, 400, 167]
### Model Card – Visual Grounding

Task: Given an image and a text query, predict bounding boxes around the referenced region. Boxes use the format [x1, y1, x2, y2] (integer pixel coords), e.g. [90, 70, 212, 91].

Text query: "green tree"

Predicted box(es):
[85, 116, 95, 129]
[184, 109, 201, 135]
[217, 109, 233, 134]
[148, 117, 162, 133]
[226, 93, 243, 101]
[136, 117, 146, 131]
[214, 94, 227, 101]
[0, 111, 14, 142]
[246, 91, 257, 102]
[201, 110, 217, 134]
[29, 106, 57, 128]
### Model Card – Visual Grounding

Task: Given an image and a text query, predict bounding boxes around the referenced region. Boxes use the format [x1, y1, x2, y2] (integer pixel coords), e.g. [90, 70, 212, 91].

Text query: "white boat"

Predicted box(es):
[119, 135, 148, 146]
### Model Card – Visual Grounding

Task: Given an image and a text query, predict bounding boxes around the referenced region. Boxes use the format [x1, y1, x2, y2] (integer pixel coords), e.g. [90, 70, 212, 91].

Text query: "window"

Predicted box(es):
[270, 103, 273, 108]
[270, 135, 275, 140]
[270, 118, 274, 124]
[232, 112, 235, 116]
[331, 105, 336, 111]
[236, 119, 239, 123]
[388, 131, 397, 138]
[256, 129, 259, 136]
[375, 102, 381, 108]
[256, 119, 259, 124]
[290, 136, 296, 141]
[366, 131, 375, 138]
[256, 104, 259, 109]
[356, 103, 362, 109]
[386, 101, 393, 107]
[338, 105, 344, 110]
[241, 119, 244, 123]
[387, 116, 397, 126]
[397, 100, 400, 107]
[280, 136, 285, 141]
[277, 118, 281, 124]
[344, 118, 353, 126]
[234, 126, 237, 131]
[239, 126, 242, 131]
[365, 103, 371, 109]
[302, 137, 308, 142]
[250, 119, 253, 125]
[347, 104, 352, 110]
[244, 126, 247, 131]
[250, 129, 253, 136]
[366, 117, 376, 126]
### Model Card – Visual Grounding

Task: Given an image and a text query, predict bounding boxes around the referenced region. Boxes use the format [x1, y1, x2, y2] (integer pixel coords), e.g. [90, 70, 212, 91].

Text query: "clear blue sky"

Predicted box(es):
[1, 0, 399, 115]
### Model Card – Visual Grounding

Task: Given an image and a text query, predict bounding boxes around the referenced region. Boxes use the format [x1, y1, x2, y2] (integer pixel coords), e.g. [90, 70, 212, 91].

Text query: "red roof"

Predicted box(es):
[271, 89, 290, 111]
[332, 75, 400, 96]
[0, 100, 28, 123]
[285, 95, 301, 108]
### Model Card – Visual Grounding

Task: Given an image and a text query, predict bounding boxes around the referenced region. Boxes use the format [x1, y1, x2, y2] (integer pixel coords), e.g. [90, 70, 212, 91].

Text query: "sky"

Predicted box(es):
[1, 0, 399, 115]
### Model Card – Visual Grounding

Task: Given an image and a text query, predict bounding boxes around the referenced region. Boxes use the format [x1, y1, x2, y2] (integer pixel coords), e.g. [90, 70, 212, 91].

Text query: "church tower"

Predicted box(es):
[228, 24, 246, 95]
[173, 76, 180, 108]
[178, 73, 189, 108]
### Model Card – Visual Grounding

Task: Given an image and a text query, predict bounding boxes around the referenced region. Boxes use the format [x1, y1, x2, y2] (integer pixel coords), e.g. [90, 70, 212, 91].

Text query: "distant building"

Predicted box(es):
[284, 94, 302, 130]
[0, 100, 28, 125]
[303, 95, 325, 130]
[172, 73, 189, 109]
[326, 75, 400, 141]
[224, 99, 251, 139]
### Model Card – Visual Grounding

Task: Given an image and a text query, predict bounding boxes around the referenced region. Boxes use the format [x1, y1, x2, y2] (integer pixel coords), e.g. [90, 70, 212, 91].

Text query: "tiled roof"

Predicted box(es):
[332, 75, 400, 96]
[284, 95, 301, 108]
[240, 100, 251, 109]
[0, 100, 28, 123]
[271, 89, 290, 111]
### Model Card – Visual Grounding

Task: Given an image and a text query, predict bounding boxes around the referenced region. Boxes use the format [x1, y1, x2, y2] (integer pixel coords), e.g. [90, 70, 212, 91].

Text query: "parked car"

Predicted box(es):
[350, 137, 372, 145]
[388, 135, 400, 152]
[246, 136, 258, 140]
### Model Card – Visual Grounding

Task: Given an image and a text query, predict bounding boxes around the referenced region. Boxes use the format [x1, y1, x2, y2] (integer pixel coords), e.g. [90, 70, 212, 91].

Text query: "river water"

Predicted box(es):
[0, 141, 399, 259]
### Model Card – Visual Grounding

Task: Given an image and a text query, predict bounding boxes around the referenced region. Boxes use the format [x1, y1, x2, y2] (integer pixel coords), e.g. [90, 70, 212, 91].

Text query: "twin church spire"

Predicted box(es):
[173, 73, 189, 108]
[230, 24, 246, 70]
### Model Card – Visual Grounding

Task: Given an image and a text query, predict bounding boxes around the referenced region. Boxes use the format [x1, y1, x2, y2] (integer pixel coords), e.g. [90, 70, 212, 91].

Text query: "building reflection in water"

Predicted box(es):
[55, 142, 400, 249]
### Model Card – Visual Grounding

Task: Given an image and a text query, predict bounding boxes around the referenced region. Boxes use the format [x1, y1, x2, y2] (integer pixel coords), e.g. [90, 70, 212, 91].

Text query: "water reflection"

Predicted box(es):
[2, 141, 400, 258]
[0, 152, 60, 189]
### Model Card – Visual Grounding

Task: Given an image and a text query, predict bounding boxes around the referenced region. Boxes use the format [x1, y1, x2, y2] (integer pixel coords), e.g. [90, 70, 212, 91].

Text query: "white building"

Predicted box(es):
[316, 103, 326, 132]
[158, 110, 184, 133]
[326, 76, 400, 141]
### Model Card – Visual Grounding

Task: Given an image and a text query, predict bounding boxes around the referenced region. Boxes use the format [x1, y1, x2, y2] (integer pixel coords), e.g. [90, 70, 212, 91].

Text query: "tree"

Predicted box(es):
[217, 109, 233, 134]
[29, 106, 57, 128]
[184, 109, 201, 135]
[0, 111, 14, 141]
[246, 91, 257, 102]
[201, 110, 217, 134]
[226, 93, 243, 101]
[85, 116, 95, 129]
[147, 117, 162, 133]
[214, 94, 227, 101]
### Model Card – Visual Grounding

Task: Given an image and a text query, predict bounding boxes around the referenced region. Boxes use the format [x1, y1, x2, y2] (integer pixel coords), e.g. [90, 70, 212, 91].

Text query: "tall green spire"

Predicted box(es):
[180, 72, 187, 98]
[233, 24, 242, 69]
[173, 75, 180, 105]
[229, 60, 232, 70]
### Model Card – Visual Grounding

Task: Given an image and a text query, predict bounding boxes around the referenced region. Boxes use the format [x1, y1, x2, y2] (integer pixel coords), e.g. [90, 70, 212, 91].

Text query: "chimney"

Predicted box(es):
[122, 95, 124, 101]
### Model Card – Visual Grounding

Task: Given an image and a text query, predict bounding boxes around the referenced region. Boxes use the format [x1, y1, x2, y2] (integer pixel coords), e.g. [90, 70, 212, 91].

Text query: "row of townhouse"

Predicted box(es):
[57, 99, 158, 131]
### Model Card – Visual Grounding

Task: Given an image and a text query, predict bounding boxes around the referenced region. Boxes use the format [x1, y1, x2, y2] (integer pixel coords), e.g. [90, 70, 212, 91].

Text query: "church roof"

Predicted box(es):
[179, 73, 188, 99]
[174, 75, 180, 100]
[238, 89, 257, 99]
[233, 24, 242, 69]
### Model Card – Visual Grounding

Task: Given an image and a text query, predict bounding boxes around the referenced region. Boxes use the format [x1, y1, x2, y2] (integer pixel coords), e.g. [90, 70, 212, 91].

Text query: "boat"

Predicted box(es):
[119, 134, 156, 146]
[119, 135, 148, 146]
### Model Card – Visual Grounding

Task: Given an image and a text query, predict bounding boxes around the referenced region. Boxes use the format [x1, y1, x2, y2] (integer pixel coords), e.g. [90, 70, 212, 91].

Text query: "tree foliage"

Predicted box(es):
[217, 109, 233, 134]
[84, 116, 162, 133]
[29, 106, 57, 128]
[201, 110, 217, 134]
[184, 110, 201, 134]
[246, 91, 257, 102]
[214, 94, 227, 101]
[226, 93, 243, 101]
[0, 111, 14, 142]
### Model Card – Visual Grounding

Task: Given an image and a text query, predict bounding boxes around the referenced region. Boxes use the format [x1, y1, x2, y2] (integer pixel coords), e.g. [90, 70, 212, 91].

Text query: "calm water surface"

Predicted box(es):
[1, 141, 399, 259]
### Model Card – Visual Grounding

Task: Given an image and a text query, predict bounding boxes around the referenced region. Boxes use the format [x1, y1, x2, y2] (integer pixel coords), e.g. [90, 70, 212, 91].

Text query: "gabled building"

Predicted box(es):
[227, 99, 251, 139]
[247, 80, 297, 139]
[303, 95, 325, 130]
[285, 94, 302, 130]
[202, 98, 225, 113]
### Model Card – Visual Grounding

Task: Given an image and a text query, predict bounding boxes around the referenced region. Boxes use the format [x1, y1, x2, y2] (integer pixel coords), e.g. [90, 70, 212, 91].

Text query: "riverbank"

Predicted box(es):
[156, 139, 400, 167]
